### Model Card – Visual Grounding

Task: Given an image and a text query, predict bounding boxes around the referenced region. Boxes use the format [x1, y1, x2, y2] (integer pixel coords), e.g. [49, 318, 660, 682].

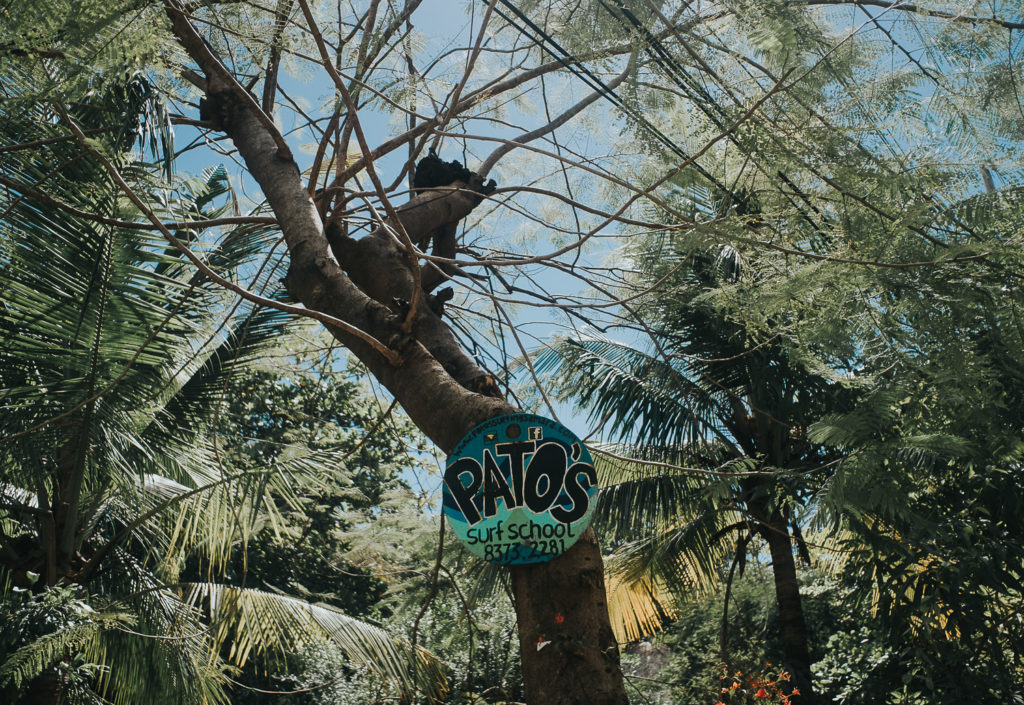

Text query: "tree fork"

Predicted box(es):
[163, 4, 629, 701]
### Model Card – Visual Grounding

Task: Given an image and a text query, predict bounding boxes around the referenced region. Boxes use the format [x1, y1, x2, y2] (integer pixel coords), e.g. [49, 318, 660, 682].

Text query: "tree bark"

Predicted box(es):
[18, 669, 63, 705]
[512, 528, 627, 705]
[761, 517, 816, 704]
[162, 4, 628, 703]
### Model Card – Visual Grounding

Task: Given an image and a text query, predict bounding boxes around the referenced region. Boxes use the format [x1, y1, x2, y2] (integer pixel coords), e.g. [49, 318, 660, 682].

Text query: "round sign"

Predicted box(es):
[442, 413, 598, 565]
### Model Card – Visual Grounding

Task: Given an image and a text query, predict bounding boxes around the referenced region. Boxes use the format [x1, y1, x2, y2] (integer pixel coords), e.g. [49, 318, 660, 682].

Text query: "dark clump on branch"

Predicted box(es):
[413, 148, 496, 197]
[401, 148, 496, 298]
[413, 148, 474, 193]
[715, 186, 764, 229]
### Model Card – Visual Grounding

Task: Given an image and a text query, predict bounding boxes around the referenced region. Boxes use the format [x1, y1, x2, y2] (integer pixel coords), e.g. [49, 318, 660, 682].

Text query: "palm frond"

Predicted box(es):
[144, 300, 298, 450]
[532, 335, 734, 448]
[611, 509, 735, 597]
[590, 441, 738, 543]
[87, 555, 228, 705]
[0, 612, 127, 692]
[604, 569, 678, 644]
[185, 583, 448, 701]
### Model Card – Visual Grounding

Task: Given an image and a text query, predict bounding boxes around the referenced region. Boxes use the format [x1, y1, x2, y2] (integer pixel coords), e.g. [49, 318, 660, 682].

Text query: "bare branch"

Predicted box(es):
[296, 0, 425, 331]
[261, 0, 294, 114]
[478, 57, 634, 178]
[789, 0, 1024, 30]
[55, 101, 402, 364]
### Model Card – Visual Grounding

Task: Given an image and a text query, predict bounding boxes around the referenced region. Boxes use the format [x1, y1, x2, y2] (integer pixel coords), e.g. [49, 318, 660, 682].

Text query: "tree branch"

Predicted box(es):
[297, 0, 425, 331]
[56, 102, 401, 365]
[790, 0, 1024, 30]
[478, 57, 633, 178]
[164, 0, 294, 161]
[163, 0, 509, 450]
[261, 0, 294, 114]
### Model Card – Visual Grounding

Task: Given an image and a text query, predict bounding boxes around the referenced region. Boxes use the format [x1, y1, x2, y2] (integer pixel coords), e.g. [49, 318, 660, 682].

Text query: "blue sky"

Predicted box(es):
[166, 0, 632, 445]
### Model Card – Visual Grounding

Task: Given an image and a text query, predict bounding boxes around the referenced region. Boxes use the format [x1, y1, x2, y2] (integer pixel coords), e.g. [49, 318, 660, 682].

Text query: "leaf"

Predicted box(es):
[604, 568, 678, 644]
[184, 584, 448, 700]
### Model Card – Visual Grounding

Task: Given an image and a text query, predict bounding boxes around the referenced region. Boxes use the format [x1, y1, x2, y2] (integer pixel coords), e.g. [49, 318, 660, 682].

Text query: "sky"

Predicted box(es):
[160, 0, 1023, 457]
[166, 0, 634, 449]
[152, 4, 640, 525]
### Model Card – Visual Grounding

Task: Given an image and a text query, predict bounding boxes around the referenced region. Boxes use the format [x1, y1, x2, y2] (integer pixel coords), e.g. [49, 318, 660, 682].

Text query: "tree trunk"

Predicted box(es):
[762, 517, 816, 704]
[163, 5, 629, 703]
[511, 528, 627, 705]
[18, 669, 63, 705]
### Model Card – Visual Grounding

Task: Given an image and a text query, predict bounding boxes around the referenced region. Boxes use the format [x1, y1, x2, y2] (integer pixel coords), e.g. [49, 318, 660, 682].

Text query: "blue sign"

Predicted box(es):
[442, 414, 598, 565]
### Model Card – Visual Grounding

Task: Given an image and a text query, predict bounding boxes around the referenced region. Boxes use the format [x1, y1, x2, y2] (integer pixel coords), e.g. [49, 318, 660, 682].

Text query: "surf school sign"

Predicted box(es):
[442, 413, 598, 565]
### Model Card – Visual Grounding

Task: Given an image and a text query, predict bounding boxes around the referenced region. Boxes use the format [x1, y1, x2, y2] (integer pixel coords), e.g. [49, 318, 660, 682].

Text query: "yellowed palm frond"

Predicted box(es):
[871, 557, 963, 641]
[804, 526, 855, 575]
[604, 569, 678, 644]
[814, 522, 963, 642]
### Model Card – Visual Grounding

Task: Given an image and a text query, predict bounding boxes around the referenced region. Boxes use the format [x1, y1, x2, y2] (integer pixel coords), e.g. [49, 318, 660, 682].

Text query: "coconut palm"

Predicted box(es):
[535, 244, 852, 701]
[0, 73, 444, 705]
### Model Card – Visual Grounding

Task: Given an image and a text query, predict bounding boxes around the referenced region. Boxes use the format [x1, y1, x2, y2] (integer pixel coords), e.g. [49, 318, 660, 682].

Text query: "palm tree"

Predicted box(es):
[536, 244, 852, 701]
[0, 73, 443, 705]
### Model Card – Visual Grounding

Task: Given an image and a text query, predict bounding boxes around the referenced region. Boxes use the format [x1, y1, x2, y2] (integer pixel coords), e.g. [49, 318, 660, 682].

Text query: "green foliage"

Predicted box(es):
[619, 566, 955, 705]
[0, 68, 447, 704]
[223, 496, 526, 704]
[0, 585, 124, 704]
[1, 0, 181, 113]
[6, 0, 1024, 702]
[812, 628, 899, 705]
[405, 579, 523, 704]
[217, 355, 429, 504]
[532, 243, 852, 691]
[617, 566, 821, 704]
[339, 491, 526, 703]
[789, 231, 1024, 702]
[237, 583, 523, 705]
[186, 583, 447, 701]
[555, 1, 1024, 699]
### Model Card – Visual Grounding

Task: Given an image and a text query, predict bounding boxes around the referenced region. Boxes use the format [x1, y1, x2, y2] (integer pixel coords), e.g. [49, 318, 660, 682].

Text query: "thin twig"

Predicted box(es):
[55, 103, 401, 364]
